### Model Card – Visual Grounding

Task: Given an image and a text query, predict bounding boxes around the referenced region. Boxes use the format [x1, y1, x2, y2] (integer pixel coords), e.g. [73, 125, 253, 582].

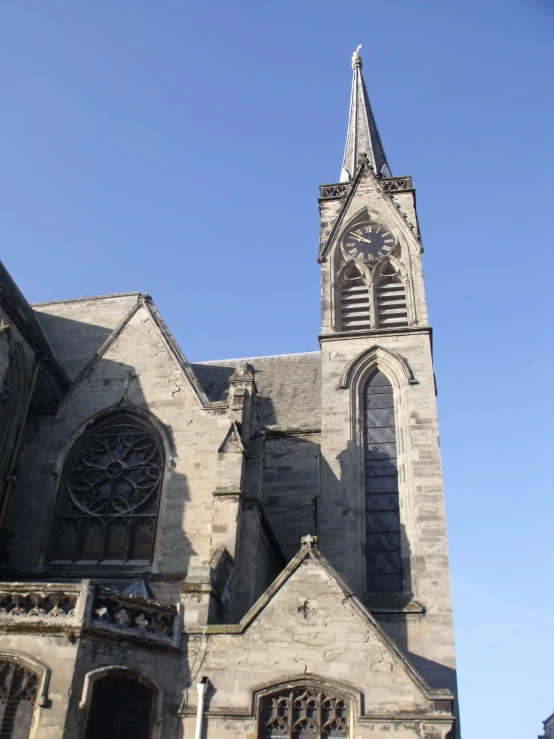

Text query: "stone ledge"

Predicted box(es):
[319, 326, 432, 343]
[212, 488, 242, 498]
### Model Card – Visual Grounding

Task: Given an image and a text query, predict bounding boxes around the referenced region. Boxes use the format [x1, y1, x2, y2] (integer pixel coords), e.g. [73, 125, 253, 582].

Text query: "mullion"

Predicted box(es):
[0, 663, 14, 735]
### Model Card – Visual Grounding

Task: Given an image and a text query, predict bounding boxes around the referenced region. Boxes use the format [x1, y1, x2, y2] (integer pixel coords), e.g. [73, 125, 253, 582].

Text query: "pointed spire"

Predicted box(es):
[340, 46, 392, 183]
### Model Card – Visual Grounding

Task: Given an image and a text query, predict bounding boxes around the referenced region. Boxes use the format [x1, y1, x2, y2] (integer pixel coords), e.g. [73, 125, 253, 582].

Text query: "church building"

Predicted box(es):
[0, 48, 459, 738]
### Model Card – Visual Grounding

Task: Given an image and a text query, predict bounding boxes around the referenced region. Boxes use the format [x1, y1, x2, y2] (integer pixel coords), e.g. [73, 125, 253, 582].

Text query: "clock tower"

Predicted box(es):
[317, 47, 458, 707]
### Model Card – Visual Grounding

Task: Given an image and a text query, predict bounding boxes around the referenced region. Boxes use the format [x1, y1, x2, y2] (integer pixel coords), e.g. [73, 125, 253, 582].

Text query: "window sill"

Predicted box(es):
[362, 594, 426, 614]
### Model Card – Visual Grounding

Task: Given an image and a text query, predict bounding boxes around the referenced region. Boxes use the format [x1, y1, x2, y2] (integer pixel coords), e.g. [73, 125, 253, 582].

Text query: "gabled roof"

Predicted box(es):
[318, 160, 422, 262]
[191, 351, 321, 431]
[56, 295, 210, 410]
[33, 286, 320, 426]
[191, 541, 453, 705]
[340, 47, 391, 183]
[0, 260, 70, 396]
[33, 293, 142, 381]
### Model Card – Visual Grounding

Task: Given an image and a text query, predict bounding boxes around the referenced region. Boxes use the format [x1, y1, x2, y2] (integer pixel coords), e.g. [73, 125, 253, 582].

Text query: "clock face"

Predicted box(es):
[344, 223, 396, 261]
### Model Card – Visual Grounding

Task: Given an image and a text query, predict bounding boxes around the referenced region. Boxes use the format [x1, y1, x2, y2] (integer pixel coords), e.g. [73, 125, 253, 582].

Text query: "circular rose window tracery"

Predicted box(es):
[49, 411, 164, 565]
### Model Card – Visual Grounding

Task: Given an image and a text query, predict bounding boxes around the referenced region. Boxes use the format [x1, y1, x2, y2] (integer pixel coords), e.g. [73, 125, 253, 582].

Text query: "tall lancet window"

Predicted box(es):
[49, 411, 164, 565]
[339, 264, 371, 331]
[363, 370, 403, 593]
[376, 264, 408, 328]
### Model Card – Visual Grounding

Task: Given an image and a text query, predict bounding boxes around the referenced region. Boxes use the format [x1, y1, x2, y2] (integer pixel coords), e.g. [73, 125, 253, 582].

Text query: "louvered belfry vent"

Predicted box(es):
[376, 271, 408, 328]
[340, 274, 370, 330]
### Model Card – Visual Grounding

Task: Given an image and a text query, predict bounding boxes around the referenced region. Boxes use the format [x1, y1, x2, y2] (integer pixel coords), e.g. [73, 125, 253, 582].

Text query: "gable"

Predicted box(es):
[319, 165, 421, 263]
[241, 552, 428, 709]
[56, 299, 209, 416]
[34, 293, 142, 380]
[191, 548, 452, 719]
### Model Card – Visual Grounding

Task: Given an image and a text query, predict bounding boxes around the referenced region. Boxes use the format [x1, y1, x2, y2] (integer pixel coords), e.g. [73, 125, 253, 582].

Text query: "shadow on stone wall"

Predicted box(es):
[0, 325, 194, 737]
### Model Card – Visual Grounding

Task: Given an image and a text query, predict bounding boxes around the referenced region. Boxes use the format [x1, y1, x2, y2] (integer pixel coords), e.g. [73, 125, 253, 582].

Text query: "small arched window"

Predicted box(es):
[49, 411, 164, 565]
[0, 659, 39, 738]
[339, 264, 370, 331]
[376, 264, 408, 328]
[85, 674, 154, 739]
[363, 370, 403, 593]
[259, 685, 349, 738]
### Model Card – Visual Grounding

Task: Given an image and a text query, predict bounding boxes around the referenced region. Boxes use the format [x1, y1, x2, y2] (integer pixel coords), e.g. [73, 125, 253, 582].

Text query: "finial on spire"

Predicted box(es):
[352, 44, 362, 69]
[339, 45, 392, 183]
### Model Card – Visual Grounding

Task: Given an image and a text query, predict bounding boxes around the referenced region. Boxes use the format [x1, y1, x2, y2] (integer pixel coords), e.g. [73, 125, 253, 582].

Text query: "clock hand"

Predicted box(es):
[354, 235, 372, 244]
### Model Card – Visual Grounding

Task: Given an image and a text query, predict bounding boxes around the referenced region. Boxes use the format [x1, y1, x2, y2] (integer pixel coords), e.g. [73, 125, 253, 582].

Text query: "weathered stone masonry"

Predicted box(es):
[0, 48, 459, 739]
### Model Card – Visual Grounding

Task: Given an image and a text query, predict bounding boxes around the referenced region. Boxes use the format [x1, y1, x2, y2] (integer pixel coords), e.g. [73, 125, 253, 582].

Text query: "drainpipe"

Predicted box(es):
[0, 361, 39, 528]
[195, 677, 209, 739]
[316, 448, 321, 542]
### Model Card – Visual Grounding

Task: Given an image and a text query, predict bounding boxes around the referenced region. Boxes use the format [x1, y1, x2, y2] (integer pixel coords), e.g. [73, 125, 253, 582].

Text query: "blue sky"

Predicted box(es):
[1, 1, 553, 736]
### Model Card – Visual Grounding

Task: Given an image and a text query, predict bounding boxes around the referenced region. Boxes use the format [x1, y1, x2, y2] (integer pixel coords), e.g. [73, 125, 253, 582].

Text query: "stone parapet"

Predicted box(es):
[0, 580, 181, 648]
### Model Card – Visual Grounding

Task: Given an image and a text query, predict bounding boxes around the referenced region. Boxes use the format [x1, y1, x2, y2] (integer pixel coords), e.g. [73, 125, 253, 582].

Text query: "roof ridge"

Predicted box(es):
[193, 351, 320, 365]
[31, 292, 142, 307]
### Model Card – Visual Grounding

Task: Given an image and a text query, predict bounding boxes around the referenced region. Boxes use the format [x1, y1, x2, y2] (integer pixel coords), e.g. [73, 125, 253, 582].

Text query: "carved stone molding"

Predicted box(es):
[319, 184, 351, 199]
[91, 586, 179, 646]
[381, 177, 413, 192]
[0, 586, 80, 620]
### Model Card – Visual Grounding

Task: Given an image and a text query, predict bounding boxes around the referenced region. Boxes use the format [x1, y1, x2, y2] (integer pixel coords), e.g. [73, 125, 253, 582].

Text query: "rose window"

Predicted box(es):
[49, 411, 164, 565]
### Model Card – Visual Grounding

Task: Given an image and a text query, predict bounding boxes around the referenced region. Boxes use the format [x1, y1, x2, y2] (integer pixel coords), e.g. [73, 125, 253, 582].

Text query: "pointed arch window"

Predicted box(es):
[85, 674, 154, 739]
[48, 411, 164, 565]
[0, 659, 39, 738]
[363, 370, 403, 593]
[259, 685, 349, 739]
[376, 264, 408, 328]
[339, 264, 371, 331]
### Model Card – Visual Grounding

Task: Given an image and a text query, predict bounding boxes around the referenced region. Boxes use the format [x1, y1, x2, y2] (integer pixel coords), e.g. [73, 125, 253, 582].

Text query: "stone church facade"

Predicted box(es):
[0, 49, 459, 738]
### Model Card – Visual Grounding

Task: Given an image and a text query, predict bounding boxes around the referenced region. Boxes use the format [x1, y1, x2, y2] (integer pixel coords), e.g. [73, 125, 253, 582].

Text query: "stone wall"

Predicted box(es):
[181, 548, 454, 739]
[317, 162, 457, 707]
[3, 299, 266, 624]
[319, 330, 456, 695]
[261, 432, 320, 560]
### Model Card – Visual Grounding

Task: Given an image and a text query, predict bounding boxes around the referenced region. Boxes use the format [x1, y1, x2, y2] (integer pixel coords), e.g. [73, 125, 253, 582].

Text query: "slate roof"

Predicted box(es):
[191, 352, 321, 430]
[0, 261, 69, 391]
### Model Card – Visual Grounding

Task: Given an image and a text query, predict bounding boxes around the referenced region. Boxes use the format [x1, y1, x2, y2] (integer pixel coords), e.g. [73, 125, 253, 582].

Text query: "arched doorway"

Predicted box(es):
[85, 674, 154, 739]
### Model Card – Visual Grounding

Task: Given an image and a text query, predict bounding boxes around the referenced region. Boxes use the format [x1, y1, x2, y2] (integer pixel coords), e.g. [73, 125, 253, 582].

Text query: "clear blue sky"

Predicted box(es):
[1, 1, 553, 736]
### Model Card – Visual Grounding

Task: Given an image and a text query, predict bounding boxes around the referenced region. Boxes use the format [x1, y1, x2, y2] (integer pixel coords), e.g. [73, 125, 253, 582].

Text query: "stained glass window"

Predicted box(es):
[49, 411, 164, 565]
[260, 687, 349, 739]
[0, 660, 39, 739]
[363, 371, 403, 593]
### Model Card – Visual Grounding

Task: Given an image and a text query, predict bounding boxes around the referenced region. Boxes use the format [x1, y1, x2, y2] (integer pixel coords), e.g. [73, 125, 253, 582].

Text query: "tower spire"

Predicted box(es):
[340, 46, 392, 183]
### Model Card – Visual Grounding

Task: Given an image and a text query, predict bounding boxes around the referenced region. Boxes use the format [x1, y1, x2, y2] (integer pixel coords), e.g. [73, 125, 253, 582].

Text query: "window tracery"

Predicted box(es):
[0, 660, 39, 739]
[49, 411, 164, 565]
[260, 686, 349, 739]
[363, 370, 403, 593]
